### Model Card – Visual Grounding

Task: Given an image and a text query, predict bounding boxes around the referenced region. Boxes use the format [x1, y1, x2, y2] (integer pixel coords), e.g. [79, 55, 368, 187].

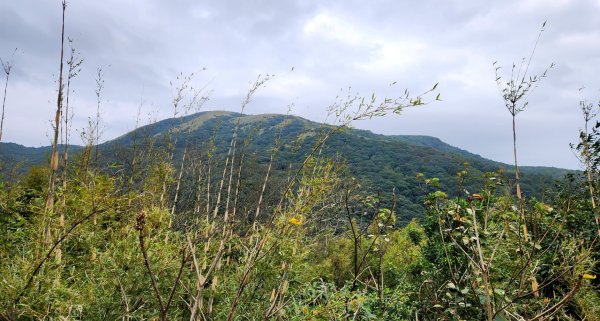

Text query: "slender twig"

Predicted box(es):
[137, 220, 165, 314]
[44, 0, 67, 239]
[528, 279, 582, 321]
[164, 248, 188, 316]
[14, 206, 109, 305]
[0, 48, 17, 142]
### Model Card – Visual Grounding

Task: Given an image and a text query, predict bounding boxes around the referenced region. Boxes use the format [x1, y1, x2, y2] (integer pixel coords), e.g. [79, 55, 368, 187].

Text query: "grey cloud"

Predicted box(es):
[1, 0, 599, 169]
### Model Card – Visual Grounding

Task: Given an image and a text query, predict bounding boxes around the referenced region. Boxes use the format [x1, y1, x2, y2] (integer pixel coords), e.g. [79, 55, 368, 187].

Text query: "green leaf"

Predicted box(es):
[479, 295, 487, 304]
[462, 237, 469, 245]
[433, 191, 447, 198]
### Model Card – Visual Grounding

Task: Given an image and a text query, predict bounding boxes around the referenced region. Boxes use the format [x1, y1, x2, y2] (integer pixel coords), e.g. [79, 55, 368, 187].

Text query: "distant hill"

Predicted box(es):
[390, 135, 573, 179]
[0, 111, 575, 222]
[0, 143, 82, 174]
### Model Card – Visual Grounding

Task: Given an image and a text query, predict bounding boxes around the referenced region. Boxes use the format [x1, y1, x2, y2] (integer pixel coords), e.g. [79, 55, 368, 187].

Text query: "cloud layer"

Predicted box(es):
[1, 0, 599, 169]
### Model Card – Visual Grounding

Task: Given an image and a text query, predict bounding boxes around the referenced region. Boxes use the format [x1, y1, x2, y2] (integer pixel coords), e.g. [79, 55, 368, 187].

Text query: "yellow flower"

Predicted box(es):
[471, 193, 483, 200]
[582, 273, 597, 280]
[289, 217, 302, 225]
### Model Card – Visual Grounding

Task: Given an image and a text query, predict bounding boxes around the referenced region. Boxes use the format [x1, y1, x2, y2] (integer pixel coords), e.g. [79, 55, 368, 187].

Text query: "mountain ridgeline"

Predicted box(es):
[0, 111, 571, 223]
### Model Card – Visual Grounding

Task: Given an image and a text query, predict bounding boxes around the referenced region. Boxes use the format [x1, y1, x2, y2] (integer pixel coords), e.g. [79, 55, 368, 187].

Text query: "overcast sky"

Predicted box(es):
[1, 0, 599, 169]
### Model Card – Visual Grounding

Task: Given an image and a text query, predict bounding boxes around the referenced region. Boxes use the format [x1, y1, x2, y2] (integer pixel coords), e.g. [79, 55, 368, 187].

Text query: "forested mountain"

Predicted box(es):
[0, 110, 572, 222]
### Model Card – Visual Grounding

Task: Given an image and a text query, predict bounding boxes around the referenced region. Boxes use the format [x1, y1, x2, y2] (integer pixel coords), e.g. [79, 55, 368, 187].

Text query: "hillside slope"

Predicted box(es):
[0, 111, 572, 222]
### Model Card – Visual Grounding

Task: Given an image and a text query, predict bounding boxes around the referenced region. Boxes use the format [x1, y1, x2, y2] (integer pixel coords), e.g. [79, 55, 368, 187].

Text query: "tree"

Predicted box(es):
[494, 21, 553, 242]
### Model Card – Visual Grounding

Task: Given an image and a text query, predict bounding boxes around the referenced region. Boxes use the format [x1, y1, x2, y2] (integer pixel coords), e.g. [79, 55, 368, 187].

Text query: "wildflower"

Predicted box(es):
[289, 217, 302, 225]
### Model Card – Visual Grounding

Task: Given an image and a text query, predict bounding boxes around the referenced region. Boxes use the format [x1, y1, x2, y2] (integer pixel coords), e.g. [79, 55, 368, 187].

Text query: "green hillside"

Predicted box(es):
[0, 111, 572, 222]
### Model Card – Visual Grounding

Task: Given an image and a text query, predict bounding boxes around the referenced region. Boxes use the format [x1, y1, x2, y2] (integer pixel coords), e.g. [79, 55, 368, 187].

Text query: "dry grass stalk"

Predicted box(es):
[44, 0, 67, 247]
[0, 48, 17, 142]
[494, 21, 553, 242]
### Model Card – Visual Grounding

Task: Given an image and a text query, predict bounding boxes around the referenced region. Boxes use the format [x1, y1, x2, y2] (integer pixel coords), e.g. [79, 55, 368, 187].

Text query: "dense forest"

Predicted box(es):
[1, 2, 600, 321]
[0, 111, 572, 224]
